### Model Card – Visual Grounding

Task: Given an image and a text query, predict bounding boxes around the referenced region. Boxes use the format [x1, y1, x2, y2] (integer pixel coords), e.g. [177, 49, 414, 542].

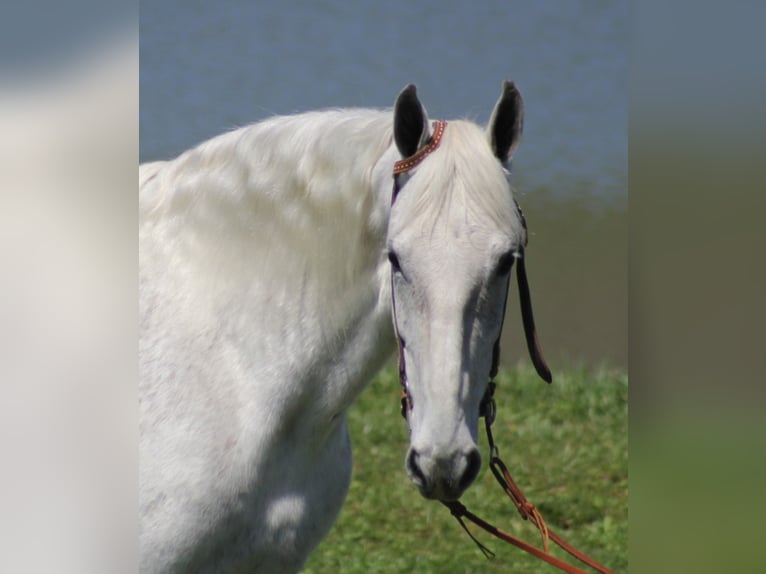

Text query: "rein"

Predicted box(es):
[390, 121, 614, 574]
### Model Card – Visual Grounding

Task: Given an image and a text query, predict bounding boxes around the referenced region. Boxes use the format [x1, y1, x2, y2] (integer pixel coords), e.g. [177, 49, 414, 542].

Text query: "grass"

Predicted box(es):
[303, 365, 628, 574]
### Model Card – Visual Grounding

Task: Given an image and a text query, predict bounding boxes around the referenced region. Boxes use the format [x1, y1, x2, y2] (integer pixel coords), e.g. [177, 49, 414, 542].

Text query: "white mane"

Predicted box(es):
[140, 109, 394, 296]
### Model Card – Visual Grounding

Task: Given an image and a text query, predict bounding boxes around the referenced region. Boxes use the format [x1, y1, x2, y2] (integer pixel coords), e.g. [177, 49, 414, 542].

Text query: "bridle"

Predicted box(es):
[389, 121, 614, 574]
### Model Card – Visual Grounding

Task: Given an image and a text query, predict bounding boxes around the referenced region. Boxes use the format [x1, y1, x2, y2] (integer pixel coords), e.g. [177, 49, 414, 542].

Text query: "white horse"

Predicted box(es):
[140, 81, 538, 573]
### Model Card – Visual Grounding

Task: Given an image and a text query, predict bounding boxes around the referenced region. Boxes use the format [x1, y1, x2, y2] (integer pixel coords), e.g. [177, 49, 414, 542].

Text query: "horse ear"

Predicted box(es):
[488, 80, 524, 164]
[394, 84, 429, 158]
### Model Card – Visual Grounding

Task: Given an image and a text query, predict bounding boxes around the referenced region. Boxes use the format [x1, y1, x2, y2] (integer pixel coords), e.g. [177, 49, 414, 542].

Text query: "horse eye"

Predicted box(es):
[495, 250, 517, 276]
[388, 250, 402, 272]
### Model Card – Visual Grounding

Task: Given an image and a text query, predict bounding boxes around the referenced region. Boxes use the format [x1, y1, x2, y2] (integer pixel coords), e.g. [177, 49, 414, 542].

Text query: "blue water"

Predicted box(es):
[141, 1, 626, 203]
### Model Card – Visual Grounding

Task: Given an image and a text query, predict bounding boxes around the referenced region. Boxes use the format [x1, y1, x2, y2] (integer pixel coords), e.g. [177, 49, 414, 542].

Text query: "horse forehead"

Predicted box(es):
[406, 213, 511, 254]
[388, 173, 519, 256]
[401, 229, 504, 291]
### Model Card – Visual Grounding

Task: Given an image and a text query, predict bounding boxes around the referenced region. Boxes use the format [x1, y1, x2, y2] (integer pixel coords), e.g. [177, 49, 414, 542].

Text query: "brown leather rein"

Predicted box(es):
[390, 121, 614, 574]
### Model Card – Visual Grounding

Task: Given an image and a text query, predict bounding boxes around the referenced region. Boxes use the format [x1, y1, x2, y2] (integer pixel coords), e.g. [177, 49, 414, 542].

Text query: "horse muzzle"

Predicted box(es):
[405, 446, 482, 501]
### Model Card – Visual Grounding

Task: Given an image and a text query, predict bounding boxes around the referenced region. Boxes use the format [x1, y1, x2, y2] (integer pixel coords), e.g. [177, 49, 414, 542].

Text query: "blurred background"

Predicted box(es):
[140, 0, 628, 369]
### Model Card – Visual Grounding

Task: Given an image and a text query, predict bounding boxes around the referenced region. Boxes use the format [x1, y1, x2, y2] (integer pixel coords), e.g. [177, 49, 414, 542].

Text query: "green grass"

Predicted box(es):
[304, 365, 628, 573]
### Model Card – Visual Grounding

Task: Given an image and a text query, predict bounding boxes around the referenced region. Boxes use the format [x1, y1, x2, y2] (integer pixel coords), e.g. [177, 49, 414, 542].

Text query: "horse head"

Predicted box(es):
[387, 81, 530, 501]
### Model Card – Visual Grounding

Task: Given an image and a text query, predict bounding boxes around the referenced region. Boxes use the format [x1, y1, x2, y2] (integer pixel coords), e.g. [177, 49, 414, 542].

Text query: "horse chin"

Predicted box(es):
[409, 476, 469, 502]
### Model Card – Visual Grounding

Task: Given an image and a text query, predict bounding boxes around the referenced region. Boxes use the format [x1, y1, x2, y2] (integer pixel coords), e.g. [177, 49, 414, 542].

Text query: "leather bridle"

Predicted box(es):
[389, 121, 614, 574]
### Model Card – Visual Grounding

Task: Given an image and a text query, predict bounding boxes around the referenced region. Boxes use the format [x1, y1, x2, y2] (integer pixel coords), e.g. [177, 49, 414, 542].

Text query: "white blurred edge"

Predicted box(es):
[0, 26, 138, 574]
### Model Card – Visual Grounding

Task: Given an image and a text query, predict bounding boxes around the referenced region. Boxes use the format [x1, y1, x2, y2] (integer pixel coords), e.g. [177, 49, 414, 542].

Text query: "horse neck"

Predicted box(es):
[141, 110, 400, 403]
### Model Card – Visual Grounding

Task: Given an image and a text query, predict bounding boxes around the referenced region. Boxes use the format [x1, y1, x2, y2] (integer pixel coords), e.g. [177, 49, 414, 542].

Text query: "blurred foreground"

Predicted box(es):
[0, 30, 138, 574]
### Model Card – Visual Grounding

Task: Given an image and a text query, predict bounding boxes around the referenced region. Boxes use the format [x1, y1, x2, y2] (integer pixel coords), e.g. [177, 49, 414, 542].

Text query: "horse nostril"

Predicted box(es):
[406, 449, 427, 487]
[458, 449, 482, 491]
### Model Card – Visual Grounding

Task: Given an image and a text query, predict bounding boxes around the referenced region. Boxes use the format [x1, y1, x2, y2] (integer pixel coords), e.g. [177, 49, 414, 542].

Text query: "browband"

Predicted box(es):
[393, 120, 447, 175]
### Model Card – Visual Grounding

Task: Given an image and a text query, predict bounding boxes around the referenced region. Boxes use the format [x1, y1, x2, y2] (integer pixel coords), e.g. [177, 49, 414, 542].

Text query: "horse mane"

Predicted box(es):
[140, 108, 393, 215]
[140, 109, 395, 306]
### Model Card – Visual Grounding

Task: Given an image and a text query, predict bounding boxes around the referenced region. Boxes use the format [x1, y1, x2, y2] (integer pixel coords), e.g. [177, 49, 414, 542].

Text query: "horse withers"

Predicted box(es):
[140, 81, 529, 572]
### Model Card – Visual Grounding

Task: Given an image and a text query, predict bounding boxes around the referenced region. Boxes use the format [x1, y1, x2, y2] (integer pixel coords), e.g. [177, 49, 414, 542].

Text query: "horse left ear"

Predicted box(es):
[487, 80, 524, 164]
[394, 84, 430, 158]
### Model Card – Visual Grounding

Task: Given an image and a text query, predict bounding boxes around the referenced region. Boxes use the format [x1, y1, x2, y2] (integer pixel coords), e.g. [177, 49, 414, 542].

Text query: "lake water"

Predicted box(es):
[140, 1, 627, 367]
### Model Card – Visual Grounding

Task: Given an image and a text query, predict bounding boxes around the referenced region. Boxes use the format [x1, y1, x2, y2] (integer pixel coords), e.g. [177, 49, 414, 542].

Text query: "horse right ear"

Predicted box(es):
[487, 80, 524, 164]
[394, 84, 430, 158]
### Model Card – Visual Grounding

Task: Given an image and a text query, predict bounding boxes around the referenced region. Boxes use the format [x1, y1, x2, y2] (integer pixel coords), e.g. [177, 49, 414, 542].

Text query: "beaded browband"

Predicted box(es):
[392, 120, 447, 176]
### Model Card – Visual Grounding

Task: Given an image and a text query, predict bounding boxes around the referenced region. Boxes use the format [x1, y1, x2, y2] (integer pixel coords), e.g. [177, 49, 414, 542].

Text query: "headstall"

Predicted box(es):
[388, 121, 614, 574]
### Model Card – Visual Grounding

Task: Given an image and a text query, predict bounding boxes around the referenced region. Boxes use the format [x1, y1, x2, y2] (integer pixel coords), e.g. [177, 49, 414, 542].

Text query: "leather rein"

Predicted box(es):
[390, 121, 614, 574]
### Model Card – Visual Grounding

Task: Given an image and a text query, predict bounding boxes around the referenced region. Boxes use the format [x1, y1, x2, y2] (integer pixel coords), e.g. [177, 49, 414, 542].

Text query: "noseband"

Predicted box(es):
[388, 122, 614, 574]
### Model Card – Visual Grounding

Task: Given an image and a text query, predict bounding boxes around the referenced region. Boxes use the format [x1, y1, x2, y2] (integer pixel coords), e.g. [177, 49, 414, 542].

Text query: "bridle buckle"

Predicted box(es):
[479, 381, 497, 427]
